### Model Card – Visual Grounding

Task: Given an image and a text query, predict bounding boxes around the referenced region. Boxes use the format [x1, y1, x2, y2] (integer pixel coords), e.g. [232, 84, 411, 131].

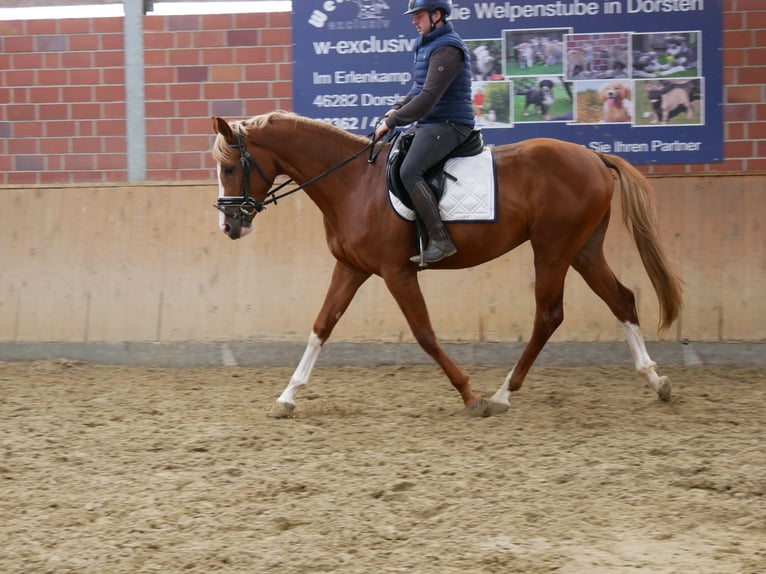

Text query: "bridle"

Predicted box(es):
[214, 129, 278, 224]
[214, 125, 389, 225]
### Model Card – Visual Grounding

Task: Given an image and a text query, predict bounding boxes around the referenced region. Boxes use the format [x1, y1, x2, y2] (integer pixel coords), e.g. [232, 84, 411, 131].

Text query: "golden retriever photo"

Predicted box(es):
[598, 81, 633, 123]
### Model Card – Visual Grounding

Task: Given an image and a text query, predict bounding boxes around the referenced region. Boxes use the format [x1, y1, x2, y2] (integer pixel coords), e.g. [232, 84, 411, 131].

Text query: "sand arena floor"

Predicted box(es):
[1, 360, 764, 573]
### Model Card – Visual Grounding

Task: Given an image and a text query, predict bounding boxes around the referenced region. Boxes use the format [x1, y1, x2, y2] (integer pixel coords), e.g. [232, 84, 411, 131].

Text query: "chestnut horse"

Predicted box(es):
[211, 111, 682, 418]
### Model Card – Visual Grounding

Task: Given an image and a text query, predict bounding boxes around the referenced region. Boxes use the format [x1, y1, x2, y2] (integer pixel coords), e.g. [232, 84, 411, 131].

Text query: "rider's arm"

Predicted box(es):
[384, 46, 464, 128]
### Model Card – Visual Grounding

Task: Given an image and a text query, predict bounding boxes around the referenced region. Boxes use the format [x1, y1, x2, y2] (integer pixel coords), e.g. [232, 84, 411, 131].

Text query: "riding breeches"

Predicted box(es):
[399, 121, 473, 193]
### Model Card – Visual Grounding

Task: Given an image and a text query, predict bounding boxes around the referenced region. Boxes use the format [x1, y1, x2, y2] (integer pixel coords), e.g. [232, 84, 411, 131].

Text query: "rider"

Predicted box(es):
[375, 0, 475, 265]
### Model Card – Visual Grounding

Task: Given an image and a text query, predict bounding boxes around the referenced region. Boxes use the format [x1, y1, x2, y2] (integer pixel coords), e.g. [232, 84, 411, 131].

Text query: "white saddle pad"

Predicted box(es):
[389, 147, 496, 222]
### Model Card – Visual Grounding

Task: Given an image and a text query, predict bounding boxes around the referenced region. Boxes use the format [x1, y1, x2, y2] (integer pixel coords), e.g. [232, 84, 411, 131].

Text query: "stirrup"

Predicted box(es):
[409, 240, 457, 265]
[410, 229, 428, 267]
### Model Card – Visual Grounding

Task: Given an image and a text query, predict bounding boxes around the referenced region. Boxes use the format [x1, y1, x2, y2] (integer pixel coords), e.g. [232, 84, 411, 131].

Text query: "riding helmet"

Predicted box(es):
[404, 0, 453, 16]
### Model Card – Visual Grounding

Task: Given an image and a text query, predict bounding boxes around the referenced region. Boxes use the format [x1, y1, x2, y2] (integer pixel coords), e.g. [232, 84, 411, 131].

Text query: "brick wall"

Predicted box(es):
[0, 11, 291, 184]
[0, 1, 764, 184]
[720, 0, 766, 173]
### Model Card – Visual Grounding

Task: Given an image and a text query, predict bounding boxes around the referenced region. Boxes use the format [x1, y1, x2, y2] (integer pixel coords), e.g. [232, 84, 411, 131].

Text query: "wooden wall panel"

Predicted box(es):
[1, 175, 764, 343]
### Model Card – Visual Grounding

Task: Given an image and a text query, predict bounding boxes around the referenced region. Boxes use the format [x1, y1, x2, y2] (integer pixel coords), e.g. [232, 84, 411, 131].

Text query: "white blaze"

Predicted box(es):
[216, 162, 226, 231]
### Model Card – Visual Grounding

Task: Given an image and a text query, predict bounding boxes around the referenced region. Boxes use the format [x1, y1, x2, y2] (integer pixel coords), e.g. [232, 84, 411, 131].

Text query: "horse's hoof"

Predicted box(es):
[464, 398, 490, 418]
[657, 376, 672, 402]
[486, 400, 510, 417]
[268, 401, 295, 419]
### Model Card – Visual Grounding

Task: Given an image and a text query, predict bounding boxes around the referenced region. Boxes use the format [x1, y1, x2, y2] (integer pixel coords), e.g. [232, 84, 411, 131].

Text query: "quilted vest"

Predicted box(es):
[411, 22, 475, 128]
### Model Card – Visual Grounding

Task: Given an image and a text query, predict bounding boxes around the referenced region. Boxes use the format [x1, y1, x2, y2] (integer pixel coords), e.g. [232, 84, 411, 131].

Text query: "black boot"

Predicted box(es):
[408, 180, 457, 264]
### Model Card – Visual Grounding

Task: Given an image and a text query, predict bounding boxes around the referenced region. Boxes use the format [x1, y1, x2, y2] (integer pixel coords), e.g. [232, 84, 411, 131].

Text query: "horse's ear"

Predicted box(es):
[212, 116, 235, 143]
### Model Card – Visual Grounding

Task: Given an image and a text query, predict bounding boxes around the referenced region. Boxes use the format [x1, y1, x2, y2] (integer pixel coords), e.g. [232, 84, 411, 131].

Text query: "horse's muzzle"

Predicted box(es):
[220, 218, 252, 240]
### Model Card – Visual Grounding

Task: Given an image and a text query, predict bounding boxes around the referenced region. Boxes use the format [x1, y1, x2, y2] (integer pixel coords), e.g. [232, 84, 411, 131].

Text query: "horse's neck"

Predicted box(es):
[264, 120, 381, 221]
[267, 119, 366, 185]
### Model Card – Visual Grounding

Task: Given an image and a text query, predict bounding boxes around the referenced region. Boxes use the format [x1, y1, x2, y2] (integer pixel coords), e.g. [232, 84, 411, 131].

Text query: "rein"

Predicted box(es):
[215, 126, 388, 222]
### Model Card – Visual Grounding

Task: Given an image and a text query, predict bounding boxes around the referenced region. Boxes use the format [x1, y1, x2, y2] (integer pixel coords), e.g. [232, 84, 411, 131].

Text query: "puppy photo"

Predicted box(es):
[503, 29, 567, 75]
[471, 44, 496, 81]
[542, 38, 563, 67]
[516, 42, 534, 69]
[566, 43, 593, 79]
[643, 79, 701, 124]
[598, 81, 633, 122]
[633, 49, 662, 77]
[472, 80, 514, 127]
[565, 33, 630, 80]
[607, 44, 629, 75]
[523, 78, 555, 120]
[631, 32, 700, 78]
[663, 34, 698, 72]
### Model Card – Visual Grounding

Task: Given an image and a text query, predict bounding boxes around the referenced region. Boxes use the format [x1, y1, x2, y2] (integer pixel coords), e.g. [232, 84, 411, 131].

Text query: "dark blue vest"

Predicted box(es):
[410, 22, 475, 128]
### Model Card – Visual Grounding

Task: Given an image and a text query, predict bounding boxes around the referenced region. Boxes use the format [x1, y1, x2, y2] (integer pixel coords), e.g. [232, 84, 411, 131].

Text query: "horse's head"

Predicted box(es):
[211, 116, 277, 239]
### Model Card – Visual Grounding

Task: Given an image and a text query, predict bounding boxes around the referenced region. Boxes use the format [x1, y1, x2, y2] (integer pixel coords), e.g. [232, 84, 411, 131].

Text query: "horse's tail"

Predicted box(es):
[599, 152, 683, 332]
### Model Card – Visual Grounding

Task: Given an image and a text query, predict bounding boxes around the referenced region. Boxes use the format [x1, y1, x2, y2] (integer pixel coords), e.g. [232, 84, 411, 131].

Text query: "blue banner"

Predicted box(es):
[292, 1, 722, 164]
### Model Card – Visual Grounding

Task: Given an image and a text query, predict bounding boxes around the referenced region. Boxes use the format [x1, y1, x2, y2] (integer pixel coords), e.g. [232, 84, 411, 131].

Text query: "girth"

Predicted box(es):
[386, 129, 484, 210]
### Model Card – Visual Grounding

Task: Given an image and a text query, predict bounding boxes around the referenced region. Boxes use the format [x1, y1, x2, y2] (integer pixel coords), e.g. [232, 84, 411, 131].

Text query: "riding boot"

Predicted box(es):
[408, 180, 457, 264]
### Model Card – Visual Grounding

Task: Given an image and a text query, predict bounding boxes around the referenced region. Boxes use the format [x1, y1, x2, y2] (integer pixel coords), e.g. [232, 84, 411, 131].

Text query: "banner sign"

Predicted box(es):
[292, 1, 722, 164]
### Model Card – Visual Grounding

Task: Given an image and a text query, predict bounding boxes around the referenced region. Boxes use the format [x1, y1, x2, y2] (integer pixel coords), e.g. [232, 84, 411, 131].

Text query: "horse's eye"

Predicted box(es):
[223, 166, 235, 176]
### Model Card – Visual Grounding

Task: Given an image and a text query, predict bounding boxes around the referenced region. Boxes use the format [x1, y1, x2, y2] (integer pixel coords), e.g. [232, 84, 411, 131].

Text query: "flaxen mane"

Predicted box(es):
[213, 111, 368, 165]
[212, 123, 242, 165]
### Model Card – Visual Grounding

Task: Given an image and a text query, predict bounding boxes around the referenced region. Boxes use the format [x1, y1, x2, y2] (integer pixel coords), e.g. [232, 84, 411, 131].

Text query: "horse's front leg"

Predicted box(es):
[382, 269, 488, 417]
[268, 262, 371, 418]
[269, 332, 322, 418]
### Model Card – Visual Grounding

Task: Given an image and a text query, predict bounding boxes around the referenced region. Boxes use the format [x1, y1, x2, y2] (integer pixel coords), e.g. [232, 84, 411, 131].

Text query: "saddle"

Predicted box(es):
[386, 129, 484, 211]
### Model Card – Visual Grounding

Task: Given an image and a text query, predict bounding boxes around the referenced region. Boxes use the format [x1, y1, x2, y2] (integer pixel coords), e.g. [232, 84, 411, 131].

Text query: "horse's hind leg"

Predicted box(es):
[621, 321, 672, 401]
[269, 262, 371, 418]
[571, 221, 672, 401]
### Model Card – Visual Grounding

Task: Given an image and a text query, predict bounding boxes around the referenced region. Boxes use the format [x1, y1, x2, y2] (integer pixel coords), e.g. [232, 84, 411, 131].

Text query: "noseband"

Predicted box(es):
[215, 125, 387, 224]
[215, 130, 278, 223]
